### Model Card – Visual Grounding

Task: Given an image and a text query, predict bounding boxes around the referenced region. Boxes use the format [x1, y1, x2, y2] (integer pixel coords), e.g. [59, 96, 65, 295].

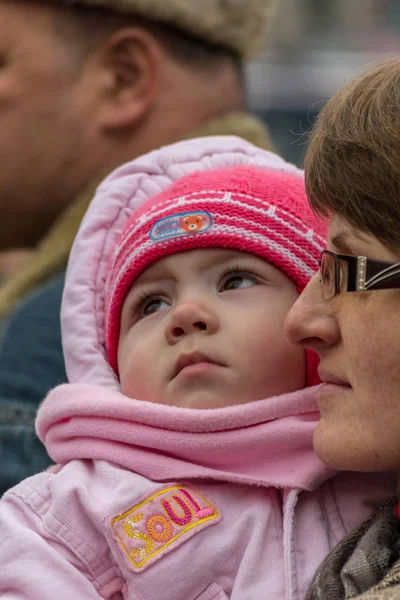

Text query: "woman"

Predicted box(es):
[285, 58, 400, 599]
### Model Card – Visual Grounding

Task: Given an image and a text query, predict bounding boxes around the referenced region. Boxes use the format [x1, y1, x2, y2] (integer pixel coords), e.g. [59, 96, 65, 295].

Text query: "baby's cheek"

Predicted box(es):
[118, 343, 151, 400]
[251, 321, 305, 385]
[120, 368, 150, 400]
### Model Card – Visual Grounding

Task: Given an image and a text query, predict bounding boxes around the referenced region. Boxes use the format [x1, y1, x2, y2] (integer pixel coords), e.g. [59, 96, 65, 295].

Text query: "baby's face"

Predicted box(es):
[118, 248, 305, 408]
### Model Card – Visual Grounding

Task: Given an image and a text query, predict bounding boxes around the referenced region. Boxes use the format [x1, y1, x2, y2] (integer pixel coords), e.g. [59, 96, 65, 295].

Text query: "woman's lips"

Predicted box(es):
[319, 383, 352, 395]
[318, 370, 351, 388]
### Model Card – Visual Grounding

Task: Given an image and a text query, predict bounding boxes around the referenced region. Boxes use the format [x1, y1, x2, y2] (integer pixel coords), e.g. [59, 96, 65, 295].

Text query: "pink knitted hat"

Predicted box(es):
[106, 165, 326, 384]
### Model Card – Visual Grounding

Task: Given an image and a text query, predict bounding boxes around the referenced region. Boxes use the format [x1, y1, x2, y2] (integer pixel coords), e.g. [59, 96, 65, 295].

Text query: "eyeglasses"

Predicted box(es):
[320, 250, 400, 300]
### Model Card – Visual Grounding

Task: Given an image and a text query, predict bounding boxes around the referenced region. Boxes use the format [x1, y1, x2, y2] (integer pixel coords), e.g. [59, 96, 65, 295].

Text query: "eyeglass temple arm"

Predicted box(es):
[366, 265, 400, 289]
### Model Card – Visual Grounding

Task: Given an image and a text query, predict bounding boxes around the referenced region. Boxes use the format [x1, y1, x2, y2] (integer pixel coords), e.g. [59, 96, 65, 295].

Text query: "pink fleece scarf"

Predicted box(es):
[37, 383, 333, 491]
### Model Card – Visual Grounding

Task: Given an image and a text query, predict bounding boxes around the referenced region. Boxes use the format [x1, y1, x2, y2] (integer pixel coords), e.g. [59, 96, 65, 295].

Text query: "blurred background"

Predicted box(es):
[247, 0, 400, 165]
[1, 0, 400, 281]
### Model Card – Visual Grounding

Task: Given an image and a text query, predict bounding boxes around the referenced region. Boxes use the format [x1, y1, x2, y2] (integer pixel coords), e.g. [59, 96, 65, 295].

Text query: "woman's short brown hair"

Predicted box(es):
[305, 58, 400, 250]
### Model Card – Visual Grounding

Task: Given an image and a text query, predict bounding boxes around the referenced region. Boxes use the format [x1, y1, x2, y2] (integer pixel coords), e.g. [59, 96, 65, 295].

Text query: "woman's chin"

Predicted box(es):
[313, 421, 388, 473]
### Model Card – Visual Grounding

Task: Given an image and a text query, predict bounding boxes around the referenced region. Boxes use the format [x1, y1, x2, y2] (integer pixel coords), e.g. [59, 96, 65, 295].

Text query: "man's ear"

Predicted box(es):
[94, 28, 161, 132]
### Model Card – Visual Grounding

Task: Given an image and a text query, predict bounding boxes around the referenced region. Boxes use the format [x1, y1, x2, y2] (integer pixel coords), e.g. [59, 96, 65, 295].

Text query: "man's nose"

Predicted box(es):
[285, 273, 340, 354]
[165, 301, 219, 344]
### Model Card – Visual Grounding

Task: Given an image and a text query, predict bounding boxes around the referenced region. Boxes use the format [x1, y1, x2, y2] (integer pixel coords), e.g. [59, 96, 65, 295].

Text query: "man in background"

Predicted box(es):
[0, 0, 276, 493]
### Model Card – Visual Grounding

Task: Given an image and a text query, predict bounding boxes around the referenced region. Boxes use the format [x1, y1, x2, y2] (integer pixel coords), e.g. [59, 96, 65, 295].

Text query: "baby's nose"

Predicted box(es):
[165, 301, 218, 343]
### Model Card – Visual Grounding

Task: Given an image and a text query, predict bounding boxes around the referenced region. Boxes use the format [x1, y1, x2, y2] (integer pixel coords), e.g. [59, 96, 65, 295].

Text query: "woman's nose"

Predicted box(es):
[285, 274, 340, 353]
[165, 301, 219, 344]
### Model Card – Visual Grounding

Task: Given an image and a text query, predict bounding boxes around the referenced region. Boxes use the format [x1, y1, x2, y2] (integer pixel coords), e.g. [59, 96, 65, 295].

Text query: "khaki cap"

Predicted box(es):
[49, 0, 277, 58]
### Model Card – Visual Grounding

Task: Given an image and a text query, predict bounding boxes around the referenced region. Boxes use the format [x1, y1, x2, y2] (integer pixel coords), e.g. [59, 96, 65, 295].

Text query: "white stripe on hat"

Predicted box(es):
[114, 194, 325, 270]
[112, 205, 323, 288]
[109, 223, 320, 301]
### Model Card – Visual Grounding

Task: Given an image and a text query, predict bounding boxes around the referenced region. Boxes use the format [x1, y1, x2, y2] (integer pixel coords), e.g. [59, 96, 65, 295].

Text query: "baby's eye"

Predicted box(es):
[221, 274, 256, 292]
[143, 298, 168, 316]
[136, 297, 170, 319]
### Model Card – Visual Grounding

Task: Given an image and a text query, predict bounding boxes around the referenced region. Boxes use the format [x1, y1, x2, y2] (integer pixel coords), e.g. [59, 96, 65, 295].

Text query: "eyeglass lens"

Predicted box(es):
[320, 252, 348, 299]
[320, 252, 336, 299]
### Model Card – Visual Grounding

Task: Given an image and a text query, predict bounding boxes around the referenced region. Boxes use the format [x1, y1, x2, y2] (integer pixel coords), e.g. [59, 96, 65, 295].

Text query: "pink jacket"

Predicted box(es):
[0, 137, 395, 599]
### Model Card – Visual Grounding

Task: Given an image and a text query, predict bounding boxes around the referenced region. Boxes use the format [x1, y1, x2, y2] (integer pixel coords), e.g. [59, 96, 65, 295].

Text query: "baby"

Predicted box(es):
[0, 136, 394, 600]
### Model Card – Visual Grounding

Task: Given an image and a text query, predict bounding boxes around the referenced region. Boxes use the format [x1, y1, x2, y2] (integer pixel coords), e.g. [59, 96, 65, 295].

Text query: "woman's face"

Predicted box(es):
[285, 215, 400, 472]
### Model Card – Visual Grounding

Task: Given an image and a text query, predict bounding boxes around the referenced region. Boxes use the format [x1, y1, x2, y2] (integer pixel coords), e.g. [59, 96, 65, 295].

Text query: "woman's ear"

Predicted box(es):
[93, 28, 161, 132]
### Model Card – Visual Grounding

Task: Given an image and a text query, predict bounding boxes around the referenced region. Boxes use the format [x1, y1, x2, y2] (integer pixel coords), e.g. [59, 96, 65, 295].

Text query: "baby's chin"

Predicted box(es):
[163, 393, 244, 410]
[121, 386, 300, 409]
[151, 391, 257, 410]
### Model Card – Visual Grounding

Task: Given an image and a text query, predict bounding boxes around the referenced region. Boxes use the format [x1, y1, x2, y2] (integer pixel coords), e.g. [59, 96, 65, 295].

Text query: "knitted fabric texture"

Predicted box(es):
[105, 165, 326, 377]
[46, 0, 277, 58]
